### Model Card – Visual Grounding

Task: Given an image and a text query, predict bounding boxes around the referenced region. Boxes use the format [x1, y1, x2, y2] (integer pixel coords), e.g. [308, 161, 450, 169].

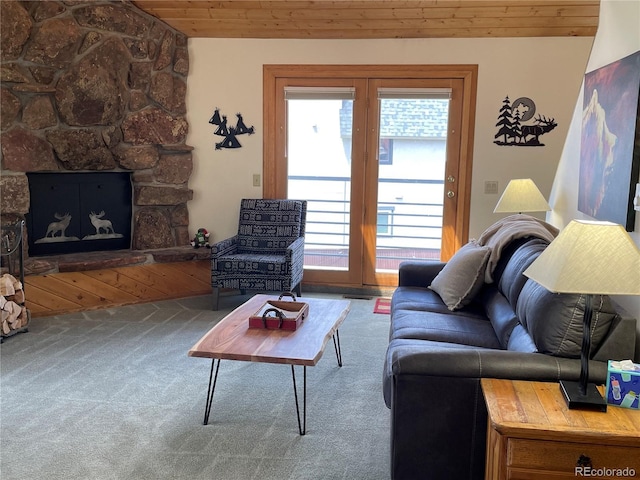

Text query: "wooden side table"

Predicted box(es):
[482, 379, 640, 479]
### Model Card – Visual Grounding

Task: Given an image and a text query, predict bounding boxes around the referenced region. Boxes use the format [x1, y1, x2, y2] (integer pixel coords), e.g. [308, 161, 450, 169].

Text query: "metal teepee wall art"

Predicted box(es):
[209, 108, 255, 150]
[494, 96, 557, 146]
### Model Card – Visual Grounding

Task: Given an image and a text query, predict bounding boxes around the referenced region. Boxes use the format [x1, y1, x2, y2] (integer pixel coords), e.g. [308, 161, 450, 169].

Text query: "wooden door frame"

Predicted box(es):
[263, 64, 478, 286]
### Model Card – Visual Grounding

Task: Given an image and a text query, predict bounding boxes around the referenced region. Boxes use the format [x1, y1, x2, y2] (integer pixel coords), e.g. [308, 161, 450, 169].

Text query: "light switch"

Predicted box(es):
[485, 181, 499, 195]
[253, 174, 261, 187]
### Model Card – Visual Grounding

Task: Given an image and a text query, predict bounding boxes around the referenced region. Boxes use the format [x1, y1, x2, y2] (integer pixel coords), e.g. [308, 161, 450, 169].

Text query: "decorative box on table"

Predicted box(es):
[249, 293, 309, 331]
[606, 360, 640, 409]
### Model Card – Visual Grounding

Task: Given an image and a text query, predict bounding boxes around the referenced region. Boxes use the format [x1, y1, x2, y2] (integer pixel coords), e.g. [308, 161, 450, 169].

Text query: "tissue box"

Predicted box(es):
[605, 360, 640, 409]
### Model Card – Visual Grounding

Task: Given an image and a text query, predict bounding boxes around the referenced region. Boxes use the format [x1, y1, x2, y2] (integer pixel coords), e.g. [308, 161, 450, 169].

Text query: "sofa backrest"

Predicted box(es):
[496, 238, 547, 307]
[516, 281, 619, 357]
[485, 236, 621, 359]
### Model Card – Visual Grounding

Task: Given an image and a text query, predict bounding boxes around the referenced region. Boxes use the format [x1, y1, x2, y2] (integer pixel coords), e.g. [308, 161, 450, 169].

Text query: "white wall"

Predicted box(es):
[185, 36, 592, 244]
[548, 0, 640, 356]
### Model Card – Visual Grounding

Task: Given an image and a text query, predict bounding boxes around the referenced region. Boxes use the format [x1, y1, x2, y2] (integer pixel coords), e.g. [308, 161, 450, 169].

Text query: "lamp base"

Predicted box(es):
[559, 380, 607, 412]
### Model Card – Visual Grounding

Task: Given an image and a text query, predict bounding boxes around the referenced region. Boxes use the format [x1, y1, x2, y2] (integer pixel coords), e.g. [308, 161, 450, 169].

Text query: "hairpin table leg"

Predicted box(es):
[291, 365, 307, 435]
[203, 359, 221, 425]
[333, 330, 343, 367]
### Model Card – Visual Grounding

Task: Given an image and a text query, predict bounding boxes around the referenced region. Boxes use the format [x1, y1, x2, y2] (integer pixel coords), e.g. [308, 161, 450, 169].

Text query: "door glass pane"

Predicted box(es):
[376, 97, 449, 272]
[287, 99, 353, 271]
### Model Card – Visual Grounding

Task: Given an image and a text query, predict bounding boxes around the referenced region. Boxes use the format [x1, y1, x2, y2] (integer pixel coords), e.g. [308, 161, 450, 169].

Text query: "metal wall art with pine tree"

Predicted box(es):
[209, 108, 255, 150]
[494, 96, 557, 146]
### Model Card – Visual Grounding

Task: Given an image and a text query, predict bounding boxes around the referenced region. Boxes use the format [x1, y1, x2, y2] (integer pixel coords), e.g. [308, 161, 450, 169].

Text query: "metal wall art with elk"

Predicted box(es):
[494, 96, 558, 146]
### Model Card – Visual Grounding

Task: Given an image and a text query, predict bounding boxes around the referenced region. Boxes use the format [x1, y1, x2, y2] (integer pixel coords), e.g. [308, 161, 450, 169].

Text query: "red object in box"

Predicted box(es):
[248, 299, 309, 331]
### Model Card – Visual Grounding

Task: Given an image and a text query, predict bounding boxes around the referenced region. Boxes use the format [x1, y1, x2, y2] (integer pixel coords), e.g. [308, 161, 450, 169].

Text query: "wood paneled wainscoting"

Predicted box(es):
[25, 260, 212, 317]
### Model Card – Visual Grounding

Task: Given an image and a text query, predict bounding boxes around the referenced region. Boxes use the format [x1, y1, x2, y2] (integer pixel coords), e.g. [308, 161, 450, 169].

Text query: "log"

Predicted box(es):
[1, 273, 28, 335]
[0, 274, 15, 296]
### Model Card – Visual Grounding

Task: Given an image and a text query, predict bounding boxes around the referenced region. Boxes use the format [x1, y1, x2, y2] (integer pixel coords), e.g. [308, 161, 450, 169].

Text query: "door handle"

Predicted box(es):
[447, 191, 455, 198]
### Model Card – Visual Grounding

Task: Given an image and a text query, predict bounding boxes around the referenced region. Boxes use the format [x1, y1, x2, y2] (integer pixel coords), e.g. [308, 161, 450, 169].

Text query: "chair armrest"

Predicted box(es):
[286, 236, 305, 261]
[398, 260, 446, 287]
[210, 235, 238, 258]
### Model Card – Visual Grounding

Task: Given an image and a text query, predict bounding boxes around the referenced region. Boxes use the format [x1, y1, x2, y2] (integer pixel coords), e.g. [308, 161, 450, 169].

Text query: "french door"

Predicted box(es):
[264, 65, 477, 288]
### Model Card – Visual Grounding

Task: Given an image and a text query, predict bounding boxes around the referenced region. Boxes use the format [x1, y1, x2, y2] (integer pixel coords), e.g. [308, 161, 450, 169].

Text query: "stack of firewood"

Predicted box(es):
[1, 274, 28, 335]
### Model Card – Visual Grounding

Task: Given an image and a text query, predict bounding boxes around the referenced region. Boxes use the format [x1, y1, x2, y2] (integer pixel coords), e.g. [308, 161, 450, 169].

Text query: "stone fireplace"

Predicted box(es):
[0, 1, 196, 272]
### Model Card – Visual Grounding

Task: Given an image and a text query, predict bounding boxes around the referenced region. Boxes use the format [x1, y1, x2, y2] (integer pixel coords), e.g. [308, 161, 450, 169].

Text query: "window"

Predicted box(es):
[379, 138, 394, 165]
[377, 205, 395, 235]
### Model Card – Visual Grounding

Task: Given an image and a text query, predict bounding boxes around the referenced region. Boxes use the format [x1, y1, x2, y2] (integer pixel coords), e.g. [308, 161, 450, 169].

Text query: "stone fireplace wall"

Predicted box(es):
[0, 1, 193, 261]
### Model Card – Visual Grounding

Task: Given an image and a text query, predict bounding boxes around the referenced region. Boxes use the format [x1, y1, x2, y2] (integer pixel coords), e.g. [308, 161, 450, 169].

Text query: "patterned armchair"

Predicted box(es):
[210, 199, 307, 310]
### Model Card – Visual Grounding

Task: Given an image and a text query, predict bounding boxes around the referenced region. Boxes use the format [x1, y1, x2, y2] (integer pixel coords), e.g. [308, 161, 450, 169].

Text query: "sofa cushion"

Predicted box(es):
[482, 286, 519, 349]
[516, 280, 618, 357]
[218, 253, 289, 274]
[429, 241, 491, 311]
[506, 324, 538, 353]
[392, 287, 465, 315]
[391, 308, 501, 348]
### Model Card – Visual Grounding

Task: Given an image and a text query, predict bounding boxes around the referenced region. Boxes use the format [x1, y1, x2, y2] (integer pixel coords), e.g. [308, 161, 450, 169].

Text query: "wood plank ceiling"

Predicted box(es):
[131, 0, 600, 39]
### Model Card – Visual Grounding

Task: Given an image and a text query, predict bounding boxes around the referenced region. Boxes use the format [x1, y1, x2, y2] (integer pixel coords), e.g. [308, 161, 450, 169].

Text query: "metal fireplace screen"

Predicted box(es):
[26, 172, 132, 256]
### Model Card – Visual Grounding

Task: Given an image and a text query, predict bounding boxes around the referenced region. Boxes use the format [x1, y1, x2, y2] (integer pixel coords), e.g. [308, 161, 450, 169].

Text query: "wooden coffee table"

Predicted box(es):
[188, 294, 351, 435]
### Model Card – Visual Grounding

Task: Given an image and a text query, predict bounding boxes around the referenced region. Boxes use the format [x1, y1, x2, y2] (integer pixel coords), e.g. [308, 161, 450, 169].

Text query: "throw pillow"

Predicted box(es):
[429, 241, 491, 311]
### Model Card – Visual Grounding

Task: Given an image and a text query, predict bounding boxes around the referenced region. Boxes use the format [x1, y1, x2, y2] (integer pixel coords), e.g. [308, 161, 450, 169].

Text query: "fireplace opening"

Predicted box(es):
[26, 172, 132, 257]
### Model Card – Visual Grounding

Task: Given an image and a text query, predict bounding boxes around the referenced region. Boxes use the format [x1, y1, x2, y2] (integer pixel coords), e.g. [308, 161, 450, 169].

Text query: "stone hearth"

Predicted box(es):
[1, 1, 194, 263]
[24, 247, 211, 276]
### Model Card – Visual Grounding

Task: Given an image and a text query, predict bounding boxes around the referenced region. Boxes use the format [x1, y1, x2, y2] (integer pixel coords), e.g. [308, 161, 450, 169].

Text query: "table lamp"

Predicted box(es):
[523, 220, 640, 411]
[494, 178, 551, 214]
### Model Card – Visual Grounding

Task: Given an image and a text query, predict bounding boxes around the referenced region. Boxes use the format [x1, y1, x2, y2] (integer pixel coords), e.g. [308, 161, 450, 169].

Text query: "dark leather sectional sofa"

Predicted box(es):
[382, 219, 637, 480]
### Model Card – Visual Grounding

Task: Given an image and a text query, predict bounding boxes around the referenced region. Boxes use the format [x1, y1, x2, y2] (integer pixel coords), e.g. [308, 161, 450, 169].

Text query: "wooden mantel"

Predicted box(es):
[132, 0, 600, 39]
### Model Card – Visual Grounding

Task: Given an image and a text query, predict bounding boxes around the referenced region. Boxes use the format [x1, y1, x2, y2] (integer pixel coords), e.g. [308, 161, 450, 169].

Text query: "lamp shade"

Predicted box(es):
[494, 179, 551, 213]
[523, 220, 640, 295]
